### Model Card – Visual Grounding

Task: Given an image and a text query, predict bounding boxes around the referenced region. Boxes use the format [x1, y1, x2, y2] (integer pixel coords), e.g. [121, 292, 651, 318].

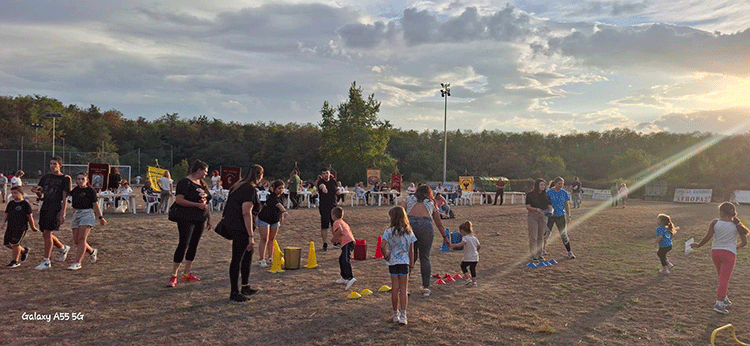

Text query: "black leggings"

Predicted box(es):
[229, 230, 254, 294]
[461, 261, 478, 278]
[495, 189, 504, 205]
[174, 220, 205, 263]
[657, 246, 672, 267]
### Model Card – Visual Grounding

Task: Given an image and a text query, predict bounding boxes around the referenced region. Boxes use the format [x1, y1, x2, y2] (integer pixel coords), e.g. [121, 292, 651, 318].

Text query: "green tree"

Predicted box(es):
[319, 82, 396, 184]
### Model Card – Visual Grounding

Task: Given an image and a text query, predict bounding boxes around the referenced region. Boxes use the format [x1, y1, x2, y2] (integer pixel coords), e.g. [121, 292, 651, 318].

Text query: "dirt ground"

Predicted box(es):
[2, 196, 750, 345]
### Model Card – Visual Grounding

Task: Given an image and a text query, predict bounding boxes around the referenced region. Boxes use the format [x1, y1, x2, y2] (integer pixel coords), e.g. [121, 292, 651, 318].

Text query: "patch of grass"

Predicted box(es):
[616, 328, 631, 339]
[613, 304, 625, 310]
[538, 325, 558, 334]
[629, 297, 640, 304]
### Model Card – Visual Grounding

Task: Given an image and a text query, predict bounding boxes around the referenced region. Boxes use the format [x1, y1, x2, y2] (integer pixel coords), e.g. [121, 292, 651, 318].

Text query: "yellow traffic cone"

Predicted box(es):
[378, 285, 392, 292]
[273, 239, 285, 267]
[305, 241, 319, 269]
[268, 243, 285, 273]
[360, 289, 373, 296]
[347, 291, 362, 299]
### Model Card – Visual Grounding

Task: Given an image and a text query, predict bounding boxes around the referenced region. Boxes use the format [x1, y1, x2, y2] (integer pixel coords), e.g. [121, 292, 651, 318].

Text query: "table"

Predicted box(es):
[97, 193, 137, 214]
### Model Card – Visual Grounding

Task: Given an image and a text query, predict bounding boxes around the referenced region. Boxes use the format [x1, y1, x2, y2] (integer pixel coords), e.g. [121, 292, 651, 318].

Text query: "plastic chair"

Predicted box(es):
[144, 194, 160, 214]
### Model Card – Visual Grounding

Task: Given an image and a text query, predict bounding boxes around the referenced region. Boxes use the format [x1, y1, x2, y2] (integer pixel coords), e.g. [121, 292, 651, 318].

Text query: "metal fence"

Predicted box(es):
[0, 149, 119, 181]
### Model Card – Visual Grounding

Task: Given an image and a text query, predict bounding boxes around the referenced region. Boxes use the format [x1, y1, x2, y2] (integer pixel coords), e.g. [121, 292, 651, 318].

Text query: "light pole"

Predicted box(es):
[30, 123, 44, 148]
[45, 113, 62, 157]
[440, 82, 450, 185]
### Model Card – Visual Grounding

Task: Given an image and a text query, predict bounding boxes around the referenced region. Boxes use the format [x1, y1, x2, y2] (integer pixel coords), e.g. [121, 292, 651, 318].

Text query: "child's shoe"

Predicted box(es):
[258, 260, 269, 268]
[567, 251, 576, 259]
[659, 269, 670, 275]
[714, 301, 729, 314]
[335, 277, 348, 284]
[89, 249, 98, 264]
[230, 292, 248, 302]
[166, 275, 178, 287]
[392, 310, 400, 323]
[20, 247, 30, 262]
[35, 258, 51, 270]
[67, 262, 82, 271]
[241, 286, 259, 296]
[723, 297, 732, 307]
[667, 262, 674, 269]
[6, 260, 20, 268]
[399, 311, 407, 325]
[345, 277, 357, 290]
[182, 272, 201, 282]
[58, 245, 71, 262]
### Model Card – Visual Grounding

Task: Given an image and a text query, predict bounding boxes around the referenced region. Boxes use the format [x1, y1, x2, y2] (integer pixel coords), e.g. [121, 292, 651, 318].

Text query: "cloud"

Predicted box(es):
[568, 1, 649, 17]
[545, 23, 750, 75]
[640, 107, 750, 133]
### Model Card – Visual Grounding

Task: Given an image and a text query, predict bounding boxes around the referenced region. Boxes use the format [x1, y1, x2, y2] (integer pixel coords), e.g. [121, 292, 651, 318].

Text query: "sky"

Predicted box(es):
[1, 0, 749, 134]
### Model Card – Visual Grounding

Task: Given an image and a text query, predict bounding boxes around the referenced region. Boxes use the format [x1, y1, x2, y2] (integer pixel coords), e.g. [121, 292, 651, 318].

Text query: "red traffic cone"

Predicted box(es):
[432, 274, 441, 279]
[453, 274, 462, 280]
[444, 275, 455, 283]
[435, 278, 446, 285]
[443, 273, 451, 279]
[372, 236, 384, 259]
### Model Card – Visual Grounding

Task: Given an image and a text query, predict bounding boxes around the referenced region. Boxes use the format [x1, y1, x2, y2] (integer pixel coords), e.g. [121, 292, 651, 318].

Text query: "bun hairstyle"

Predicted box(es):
[719, 201, 750, 236]
[657, 214, 678, 235]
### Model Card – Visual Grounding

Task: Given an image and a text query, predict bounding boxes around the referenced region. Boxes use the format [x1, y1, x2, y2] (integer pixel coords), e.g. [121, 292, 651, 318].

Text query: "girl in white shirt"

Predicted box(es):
[450, 221, 481, 286]
[691, 202, 749, 314]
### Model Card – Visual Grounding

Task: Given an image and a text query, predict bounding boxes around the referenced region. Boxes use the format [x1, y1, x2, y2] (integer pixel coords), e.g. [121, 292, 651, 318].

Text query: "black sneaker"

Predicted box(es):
[241, 286, 259, 296]
[6, 261, 20, 268]
[322, 243, 328, 252]
[230, 292, 248, 302]
[20, 247, 29, 262]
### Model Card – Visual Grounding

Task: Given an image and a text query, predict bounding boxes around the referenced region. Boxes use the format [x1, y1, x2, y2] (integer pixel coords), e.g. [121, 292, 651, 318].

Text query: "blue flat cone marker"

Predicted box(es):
[526, 262, 537, 268]
[549, 259, 558, 265]
[537, 262, 547, 267]
[543, 261, 552, 266]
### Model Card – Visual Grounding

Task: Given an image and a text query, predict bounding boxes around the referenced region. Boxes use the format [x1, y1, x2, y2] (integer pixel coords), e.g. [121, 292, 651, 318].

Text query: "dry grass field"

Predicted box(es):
[3, 196, 750, 345]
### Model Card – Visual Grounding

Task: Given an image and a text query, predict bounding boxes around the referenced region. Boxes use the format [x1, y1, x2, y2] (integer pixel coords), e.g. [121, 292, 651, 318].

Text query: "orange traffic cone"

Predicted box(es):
[305, 241, 318, 269]
[372, 236, 384, 259]
[435, 278, 446, 285]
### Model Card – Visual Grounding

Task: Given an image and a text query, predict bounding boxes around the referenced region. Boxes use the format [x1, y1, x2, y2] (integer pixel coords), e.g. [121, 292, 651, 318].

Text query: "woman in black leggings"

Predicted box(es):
[221, 164, 263, 301]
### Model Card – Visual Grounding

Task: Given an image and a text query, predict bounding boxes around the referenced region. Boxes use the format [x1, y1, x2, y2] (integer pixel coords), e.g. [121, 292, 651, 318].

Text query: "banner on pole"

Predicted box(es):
[367, 169, 381, 190]
[221, 166, 242, 190]
[459, 176, 474, 192]
[390, 174, 402, 192]
[88, 163, 110, 191]
[148, 166, 167, 192]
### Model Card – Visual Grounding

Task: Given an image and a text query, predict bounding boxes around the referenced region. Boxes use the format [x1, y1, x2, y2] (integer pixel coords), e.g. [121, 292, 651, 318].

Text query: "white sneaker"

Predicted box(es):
[67, 263, 82, 271]
[90, 249, 98, 264]
[392, 310, 400, 323]
[35, 259, 51, 270]
[399, 311, 407, 325]
[345, 277, 357, 290]
[568, 251, 576, 259]
[58, 245, 71, 262]
[714, 301, 729, 314]
[258, 260, 269, 268]
[335, 277, 348, 284]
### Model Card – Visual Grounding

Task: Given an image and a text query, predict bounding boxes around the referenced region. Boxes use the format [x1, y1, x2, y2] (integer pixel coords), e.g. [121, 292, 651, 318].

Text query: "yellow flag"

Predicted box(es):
[459, 176, 474, 192]
[148, 166, 167, 192]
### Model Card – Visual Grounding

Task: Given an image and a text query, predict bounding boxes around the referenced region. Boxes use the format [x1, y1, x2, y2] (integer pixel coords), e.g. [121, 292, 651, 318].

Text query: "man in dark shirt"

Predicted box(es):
[317, 168, 340, 251]
[33, 157, 72, 270]
[571, 177, 582, 208]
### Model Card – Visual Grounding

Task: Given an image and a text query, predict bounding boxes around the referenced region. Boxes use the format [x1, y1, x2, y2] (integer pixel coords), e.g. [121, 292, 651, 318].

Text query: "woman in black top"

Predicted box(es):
[221, 164, 263, 301]
[256, 180, 289, 267]
[525, 178, 553, 263]
[107, 167, 121, 192]
[166, 160, 211, 288]
[69, 173, 107, 270]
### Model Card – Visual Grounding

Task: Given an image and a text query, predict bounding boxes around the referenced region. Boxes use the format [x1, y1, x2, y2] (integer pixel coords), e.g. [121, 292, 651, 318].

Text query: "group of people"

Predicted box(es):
[2, 156, 105, 271]
[525, 177, 577, 265]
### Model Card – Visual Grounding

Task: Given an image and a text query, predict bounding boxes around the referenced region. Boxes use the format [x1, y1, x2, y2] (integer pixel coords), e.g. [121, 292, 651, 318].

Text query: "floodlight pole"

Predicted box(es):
[45, 113, 62, 157]
[440, 83, 451, 185]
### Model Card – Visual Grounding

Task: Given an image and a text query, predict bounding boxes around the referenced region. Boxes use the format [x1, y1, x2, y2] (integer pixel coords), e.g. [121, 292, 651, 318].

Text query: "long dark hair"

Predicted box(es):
[530, 178, 547, 195]
[415, 185, 434, 202]
[230, 164, 264, 193]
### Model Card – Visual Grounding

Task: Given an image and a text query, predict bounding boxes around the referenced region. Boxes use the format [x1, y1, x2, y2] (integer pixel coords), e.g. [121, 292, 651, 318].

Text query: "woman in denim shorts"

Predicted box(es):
[68, 173, 107, 270]
[256, 180, 289, 268]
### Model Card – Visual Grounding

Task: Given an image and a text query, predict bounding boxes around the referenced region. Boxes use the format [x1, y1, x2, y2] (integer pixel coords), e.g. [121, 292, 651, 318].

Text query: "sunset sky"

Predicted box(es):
[1, 0, 748, 134]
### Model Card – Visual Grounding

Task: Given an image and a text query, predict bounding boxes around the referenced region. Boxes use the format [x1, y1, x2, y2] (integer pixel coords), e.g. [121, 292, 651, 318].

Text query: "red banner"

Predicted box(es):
[220, 166, 242, 190]
[390, 174, 402, 192]
[88, 163, 110, 191]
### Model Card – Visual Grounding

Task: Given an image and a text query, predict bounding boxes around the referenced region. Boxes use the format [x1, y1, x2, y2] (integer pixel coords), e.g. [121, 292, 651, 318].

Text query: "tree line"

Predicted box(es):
[1, 85, 748, 201]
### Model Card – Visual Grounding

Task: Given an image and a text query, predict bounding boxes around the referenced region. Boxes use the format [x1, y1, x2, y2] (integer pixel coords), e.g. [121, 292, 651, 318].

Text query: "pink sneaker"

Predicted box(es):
[182, 273, 201, 282]
[166, 275, 178, 287]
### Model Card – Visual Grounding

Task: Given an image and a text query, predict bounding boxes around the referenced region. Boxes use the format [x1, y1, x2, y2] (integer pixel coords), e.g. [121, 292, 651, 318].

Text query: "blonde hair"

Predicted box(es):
[657, 214, 678, 235]
[388, 206, 412, 236]
[459, 221, 473, 234]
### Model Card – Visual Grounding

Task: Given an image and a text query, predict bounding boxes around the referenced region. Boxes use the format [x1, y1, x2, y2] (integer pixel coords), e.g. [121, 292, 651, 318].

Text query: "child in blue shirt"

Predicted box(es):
[546, 177, 575, 259]
[381, 206, 417, 325]
[655, 214, 678, 274]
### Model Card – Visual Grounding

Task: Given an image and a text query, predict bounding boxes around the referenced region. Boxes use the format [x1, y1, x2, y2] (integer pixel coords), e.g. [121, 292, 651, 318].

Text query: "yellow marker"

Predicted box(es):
[268, 243, 285, 273]
[347, 291, 362, 299]
[711, 324, 750, 345]
[360, 289, 373, 296]
[305, 241, 319, 269]
[378, 285, 391, 292]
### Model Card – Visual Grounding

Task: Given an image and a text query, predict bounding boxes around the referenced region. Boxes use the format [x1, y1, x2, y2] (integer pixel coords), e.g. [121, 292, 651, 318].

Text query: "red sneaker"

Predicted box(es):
[182, 273, 201, 282]
[166, 275, 178, 287]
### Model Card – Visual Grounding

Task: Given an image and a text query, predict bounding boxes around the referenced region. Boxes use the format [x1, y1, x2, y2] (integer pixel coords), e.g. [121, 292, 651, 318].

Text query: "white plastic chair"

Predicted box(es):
[458, 191, 473, 205]
[144, 194, 160, 214]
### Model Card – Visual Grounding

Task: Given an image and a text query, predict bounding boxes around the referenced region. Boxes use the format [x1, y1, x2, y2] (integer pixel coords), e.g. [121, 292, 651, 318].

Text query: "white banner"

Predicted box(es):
[673, 189, 712, 203]
[732, 190, 750, 204]
[582, 188, 612, 200]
